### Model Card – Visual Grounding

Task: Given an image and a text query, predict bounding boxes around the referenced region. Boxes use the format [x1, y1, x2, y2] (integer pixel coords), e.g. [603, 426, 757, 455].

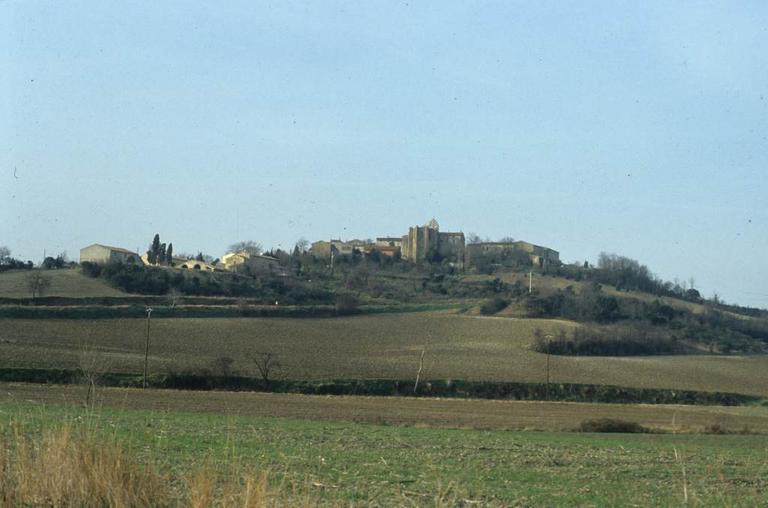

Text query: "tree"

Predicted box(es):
[26, 271, 52, 298]
[78, 341, 109, 407]
[0, 246, 10, 264]
[195, 252, 204, 262]
[166, 243, 174, 266]
[42, 256, 58, 269]
[499, 236, 515, 243]
[159, 243, 167, 265]
[251, 352, 280, 388]
[294, 238, 309, 254]
[229, 240, 262, 255]
[147, 234, 161, 265]
[467, 233, 482, 244]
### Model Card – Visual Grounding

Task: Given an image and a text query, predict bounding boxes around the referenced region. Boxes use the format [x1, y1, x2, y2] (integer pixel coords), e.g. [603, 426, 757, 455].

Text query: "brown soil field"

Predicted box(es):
[3, 382, 767, 433]
[1, 313, 767, 396]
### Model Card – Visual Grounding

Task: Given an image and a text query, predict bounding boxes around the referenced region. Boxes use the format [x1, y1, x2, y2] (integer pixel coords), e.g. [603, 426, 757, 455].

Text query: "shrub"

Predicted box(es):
[578, 418, 649, 433]
[335, 291, 360, 315]
[532, 325, 683, 356]
[80, 261, 102, 278]
[480, 297, 509, 315]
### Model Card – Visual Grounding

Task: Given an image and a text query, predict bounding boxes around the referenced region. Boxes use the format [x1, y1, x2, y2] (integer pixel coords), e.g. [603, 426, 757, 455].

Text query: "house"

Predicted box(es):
[310, 239, 372, 257]
[140, 253, 188, 267]
[80, 244, 140, 265]
[221, 251, 282, 274]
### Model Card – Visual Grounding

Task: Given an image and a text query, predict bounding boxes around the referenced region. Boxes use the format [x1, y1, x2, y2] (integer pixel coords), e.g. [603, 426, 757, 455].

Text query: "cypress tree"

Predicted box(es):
[147, 234, 161, 265]
[166, 243, 174, 266]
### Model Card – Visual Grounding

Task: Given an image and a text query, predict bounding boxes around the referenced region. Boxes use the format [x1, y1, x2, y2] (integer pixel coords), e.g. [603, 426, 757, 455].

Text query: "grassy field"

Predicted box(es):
[4, 382, 768, 433]
[3, 397, 767, 506]
[1, 313, 767, 396]
[0, 269, 127, 298]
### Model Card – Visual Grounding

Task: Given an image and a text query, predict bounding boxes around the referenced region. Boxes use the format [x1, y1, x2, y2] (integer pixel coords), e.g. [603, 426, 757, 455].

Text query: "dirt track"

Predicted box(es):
[3, 382, 767, 433]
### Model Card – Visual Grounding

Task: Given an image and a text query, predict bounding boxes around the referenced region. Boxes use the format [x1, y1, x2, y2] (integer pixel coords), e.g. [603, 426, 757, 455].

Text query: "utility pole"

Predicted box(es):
[528, 271, 533, 294]
[143, 307, 153, 389]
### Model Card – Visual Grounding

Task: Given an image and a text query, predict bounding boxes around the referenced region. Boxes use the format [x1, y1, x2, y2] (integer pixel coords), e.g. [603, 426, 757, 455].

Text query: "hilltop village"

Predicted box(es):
[79, 219, 560, 274]
[311, 219, 560, 270]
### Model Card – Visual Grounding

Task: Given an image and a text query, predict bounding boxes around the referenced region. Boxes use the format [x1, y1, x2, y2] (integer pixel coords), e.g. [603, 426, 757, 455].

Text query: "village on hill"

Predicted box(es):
[79, 218, 560, 274]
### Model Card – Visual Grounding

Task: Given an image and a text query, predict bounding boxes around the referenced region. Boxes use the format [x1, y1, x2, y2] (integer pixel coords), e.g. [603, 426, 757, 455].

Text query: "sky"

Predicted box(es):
[1, 1, 767, 308]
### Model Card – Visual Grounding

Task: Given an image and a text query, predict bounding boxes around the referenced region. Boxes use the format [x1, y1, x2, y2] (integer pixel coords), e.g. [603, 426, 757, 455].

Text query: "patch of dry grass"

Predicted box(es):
[0, 422, 309, 507]
[0, 269, 127, 298]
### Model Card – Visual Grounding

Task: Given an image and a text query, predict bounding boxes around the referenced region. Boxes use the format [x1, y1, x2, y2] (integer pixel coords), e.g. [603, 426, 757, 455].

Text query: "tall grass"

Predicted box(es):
[0, 422, 297, 507]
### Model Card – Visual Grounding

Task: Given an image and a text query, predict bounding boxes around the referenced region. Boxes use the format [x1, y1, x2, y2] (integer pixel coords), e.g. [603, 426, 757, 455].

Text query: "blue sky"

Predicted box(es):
[2, 1, 767, 307]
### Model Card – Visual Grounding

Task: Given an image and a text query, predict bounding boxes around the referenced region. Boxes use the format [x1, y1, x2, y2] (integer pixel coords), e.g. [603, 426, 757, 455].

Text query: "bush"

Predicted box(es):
[80, 261, 102, 278]
[335, 291, 360, 315]
[480, 297, 509, 315]
[532, 325, 683, 356]
[578, 418, 649, 433]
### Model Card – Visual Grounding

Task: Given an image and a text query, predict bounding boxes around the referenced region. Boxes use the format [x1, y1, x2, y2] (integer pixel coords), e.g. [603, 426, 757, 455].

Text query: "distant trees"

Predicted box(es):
[147, 234, 161, 265]
[42, 253, 68, 269]
[146, 234, 177, 266]
[228, 241, 262, 255]
[531, 324, 683, 356]
[294, 238, 309, 254]
[0, 247, 33, 272]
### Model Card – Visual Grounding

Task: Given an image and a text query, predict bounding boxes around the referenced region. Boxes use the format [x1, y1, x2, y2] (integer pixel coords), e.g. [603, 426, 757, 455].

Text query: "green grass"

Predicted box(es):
[0, 269, 127, 298]
[3, 400, 767, 506]
[1, 313, 767, 396]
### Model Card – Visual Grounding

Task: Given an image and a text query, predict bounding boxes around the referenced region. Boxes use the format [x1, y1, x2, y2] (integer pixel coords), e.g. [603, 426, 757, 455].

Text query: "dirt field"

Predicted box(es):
[3, 382, 767, 433]
[1, 313, 767, 396]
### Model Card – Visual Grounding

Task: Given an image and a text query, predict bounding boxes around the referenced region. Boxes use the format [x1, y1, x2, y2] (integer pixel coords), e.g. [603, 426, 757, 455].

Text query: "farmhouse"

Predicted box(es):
[221, 251, 281, 274]
[80, 244, 140, 265]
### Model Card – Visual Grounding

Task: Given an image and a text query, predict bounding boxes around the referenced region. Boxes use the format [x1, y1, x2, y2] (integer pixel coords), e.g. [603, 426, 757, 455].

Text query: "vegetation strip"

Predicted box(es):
[0, 367, 759, 406]
[0, 302, 463, 319]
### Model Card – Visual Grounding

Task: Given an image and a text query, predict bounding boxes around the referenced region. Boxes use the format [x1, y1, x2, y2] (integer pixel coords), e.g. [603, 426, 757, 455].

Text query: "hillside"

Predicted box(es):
[0, 269, 127, 298]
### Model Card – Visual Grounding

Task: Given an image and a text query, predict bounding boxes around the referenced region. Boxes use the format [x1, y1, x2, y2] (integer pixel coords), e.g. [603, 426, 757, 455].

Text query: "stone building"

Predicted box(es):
[221, 251, 281, 274]
[80, 244, 140, 265]
[465, 240, 560, 269]
[400, 219, 465, 266]
[310, 239, 372, 257]
[177, 259, 219, 272]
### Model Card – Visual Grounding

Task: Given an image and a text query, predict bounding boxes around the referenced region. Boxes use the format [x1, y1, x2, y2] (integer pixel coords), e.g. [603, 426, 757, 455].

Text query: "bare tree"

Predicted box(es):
[167, 288, 182, 308]
[229, 240, 262, 255]
[25, 271, 52, 299]
[78, 341, 110, 407]
[0, 246, 10, 264]
[251, 352, 280, 388]
[466, 233, 482, 244]
[414, 334, 430, 394]
[210, 356, 235, 377]
[294, 238, 309, 253]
